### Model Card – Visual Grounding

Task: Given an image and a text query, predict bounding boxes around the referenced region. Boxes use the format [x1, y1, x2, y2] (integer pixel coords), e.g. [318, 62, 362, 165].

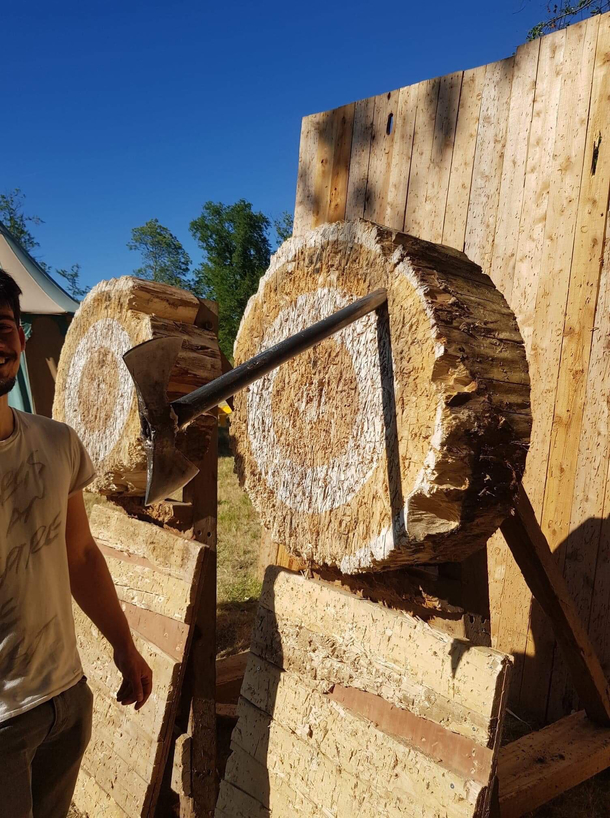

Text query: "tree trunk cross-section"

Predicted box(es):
[230, 220, 531, 570]
[53, 277, 222, 496]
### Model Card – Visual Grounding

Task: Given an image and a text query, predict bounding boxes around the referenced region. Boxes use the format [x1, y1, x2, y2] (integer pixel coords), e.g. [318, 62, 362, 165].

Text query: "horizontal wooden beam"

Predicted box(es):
[327, 684, 493, 785]
[501, 486, 610, 725]
[497, 711, 610, 817]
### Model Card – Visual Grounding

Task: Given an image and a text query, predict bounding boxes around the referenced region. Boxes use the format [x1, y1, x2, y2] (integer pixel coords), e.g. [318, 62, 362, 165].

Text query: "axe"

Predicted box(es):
[123, 288, 387, 505]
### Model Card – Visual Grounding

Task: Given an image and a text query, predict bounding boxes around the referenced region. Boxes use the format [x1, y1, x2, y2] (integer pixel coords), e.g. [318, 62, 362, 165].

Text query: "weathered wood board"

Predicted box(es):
[72, 504, 207, 818]
[290, 12, 610, 722]
[216, 567, 512, 818]
[497, 711, 610, 818]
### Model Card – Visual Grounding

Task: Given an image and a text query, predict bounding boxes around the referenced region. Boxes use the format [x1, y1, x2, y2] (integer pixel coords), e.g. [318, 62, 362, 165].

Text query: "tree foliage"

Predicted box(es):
[528, 0, 609, 39]
[274, 211, 294, 246]
[56, 263, 89, 299]
[127, 218, 192, 288]
[0, 189, 43, 254]
[0, 188, 88, 299]
[190, 200, 272, 358]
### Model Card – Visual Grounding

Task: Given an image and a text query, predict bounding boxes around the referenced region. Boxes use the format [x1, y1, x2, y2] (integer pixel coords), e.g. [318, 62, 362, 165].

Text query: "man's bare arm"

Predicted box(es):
[66, 491, 153, 710]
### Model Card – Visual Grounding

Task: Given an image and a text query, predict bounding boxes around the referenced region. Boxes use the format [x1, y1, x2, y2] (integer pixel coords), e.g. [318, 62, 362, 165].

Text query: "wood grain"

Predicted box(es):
[498, 711, 610, 818]
[217, 569, 511, 817]
[290, 11, 610, 723]
[72, 504, 207, 818]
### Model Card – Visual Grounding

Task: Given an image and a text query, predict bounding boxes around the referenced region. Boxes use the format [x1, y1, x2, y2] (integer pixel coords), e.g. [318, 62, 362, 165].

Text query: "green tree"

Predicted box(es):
[274, 211, 294, 246]
[528, 1, 609, 39]
[0, 189, 43, 254]
[56, 263, 89, 299]
[0, 188, 88, 299]
[190, 200, 271, 358]
[127, 218, 192, 288]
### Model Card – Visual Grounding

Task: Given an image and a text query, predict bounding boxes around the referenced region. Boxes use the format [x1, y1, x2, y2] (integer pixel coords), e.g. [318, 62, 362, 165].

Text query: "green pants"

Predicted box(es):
[0, 677, 92, 818]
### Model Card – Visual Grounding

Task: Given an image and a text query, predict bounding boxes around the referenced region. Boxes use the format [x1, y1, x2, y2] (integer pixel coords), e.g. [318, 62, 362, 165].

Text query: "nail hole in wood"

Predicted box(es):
[386, 113, 394, 136]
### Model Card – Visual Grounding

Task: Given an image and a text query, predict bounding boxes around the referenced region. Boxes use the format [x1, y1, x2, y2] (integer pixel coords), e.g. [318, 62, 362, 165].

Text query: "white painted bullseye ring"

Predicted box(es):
[63, 318, 135, 464]
[246, 287, 387, 513]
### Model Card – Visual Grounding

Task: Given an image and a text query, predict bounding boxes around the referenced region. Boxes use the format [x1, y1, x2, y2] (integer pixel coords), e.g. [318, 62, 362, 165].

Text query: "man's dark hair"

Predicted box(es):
[0, 269, 22, 325]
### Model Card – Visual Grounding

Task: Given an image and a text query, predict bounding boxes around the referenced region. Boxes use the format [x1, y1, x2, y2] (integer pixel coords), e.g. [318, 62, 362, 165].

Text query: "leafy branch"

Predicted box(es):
[528, 0, 610, 39]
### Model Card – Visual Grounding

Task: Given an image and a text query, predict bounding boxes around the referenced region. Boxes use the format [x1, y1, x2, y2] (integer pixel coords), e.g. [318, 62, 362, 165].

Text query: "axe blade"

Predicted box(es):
[123, 337, 200, 505]
[145, 436, 200, 506]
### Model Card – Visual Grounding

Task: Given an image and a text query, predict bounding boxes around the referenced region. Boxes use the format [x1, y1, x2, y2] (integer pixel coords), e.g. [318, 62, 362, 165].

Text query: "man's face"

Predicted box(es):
[0, 305, 26, 397]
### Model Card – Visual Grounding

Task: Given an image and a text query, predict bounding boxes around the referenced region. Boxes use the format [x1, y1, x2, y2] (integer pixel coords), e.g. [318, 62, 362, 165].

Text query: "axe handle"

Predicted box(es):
[172, 288, 388, 428]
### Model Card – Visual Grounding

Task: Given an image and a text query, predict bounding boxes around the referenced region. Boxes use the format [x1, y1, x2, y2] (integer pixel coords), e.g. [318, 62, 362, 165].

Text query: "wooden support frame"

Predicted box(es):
[501, 486, 610, 726]
[239, 484, 610, 818]
[487, 484, 610, 814]
[177, 299, 220, 818]
[149, 312, 610, 818]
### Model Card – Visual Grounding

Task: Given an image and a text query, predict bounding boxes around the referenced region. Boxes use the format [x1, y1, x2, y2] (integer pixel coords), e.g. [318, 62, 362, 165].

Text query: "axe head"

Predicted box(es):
[123, 337, 199, 505]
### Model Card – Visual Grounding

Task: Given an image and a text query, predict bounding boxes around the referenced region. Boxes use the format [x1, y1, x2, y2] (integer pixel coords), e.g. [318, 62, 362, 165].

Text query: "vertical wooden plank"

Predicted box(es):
[293, 105, 354, 233]
[485, 41, 539, 670]
[517, 16, 595, 517]
[383, 83, 418, 230]
[509, 29, 566, 349]
[542, 18, 604, 719]
[442, 66, 485, 251]
[464, 57, 514, 273]
[293, 114, 319, 235]
[490, 21, 598, 707]
[258, 526, 280, 581]
[522, 13, 610, 719]
[177, 300, 220, 818]
[327, 104, 355, 224]
[312, 105, 356, 228]
[403, 76, 441, 240]
[488, 39, 540, 301]
[489, 28, 567, 698]
[310, 109, 336, 228]
[422, 71, 463, 244]
[364, 89, 401, 227]
[547, 202, 610, 720]
[590, 357, 610, 678]
[589, 209, 610, 677]
[345, 97, 375, 220]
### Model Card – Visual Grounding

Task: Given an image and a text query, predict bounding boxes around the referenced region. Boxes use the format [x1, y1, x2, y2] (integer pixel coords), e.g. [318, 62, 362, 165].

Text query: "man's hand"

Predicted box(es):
[114, 644, 153, 710]
[66, 492, 154, 711]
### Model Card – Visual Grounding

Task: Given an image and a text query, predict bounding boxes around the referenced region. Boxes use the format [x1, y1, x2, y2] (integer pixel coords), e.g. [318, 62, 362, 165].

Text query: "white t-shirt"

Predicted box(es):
[0, 409, 95, 722]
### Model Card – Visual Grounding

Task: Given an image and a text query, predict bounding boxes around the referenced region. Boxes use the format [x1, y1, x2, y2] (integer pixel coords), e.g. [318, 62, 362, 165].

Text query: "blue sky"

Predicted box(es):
[3, 0, 552, 291]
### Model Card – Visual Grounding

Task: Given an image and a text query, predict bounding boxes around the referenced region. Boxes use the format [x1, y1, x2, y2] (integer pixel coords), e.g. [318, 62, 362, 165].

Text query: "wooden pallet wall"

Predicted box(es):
[72, 505, 207, 818]
[217, 568, 512, 818]
[291, 12, 610, 724]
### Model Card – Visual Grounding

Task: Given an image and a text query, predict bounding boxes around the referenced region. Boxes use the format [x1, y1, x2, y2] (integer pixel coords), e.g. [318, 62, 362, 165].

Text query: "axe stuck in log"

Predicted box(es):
[123, 288, 387, 505]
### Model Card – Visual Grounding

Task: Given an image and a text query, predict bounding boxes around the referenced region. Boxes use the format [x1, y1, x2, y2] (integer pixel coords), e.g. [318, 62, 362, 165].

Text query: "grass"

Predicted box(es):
[216, 450, 262, 657]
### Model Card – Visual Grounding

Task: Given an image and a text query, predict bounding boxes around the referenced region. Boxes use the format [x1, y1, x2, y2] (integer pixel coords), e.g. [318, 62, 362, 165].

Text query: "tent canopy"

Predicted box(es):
[0, 221, 79, 415]
[0, 221, 79, 314]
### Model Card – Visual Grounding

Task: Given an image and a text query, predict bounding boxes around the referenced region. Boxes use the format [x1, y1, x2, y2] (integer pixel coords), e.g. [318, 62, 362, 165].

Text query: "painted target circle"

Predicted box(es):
[53, 276, 222, 497]
[63, 318, 135, 463]
[231, 220, 531, 571]
[247, 288, 387, 513]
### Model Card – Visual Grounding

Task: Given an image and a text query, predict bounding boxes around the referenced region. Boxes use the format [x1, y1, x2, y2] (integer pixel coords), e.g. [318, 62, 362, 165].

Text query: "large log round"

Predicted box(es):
[230, 220, 531, 571]
[53, 277, 221, 496]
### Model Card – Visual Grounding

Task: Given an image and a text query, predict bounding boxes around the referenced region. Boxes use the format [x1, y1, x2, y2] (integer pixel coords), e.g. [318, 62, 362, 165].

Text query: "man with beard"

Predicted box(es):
[0, 269, 153, 817]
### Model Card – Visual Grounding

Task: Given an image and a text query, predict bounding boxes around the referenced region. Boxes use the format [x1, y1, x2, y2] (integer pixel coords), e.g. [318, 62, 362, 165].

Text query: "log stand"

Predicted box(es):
[261, 484, 610, 817]
[159, 299, 221, 818]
